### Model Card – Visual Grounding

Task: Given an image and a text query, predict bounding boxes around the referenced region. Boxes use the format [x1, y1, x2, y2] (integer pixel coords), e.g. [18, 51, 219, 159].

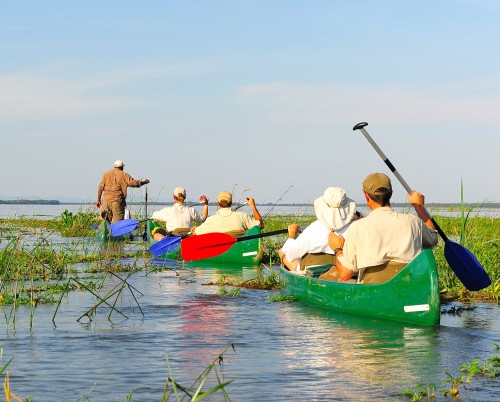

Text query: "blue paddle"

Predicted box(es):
[109, 202, 205, 237]
[109, 218, 148, 236]
[353, 122, 491, 291]
[149, 236, 184, 256]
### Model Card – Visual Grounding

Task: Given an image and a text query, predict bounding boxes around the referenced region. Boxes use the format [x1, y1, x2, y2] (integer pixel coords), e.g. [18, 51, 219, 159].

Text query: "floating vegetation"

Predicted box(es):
[267, 294, 296, 302]
[217, 288, 241, 297]
[402, 344, 500, 400]
[441, 305, 477, 315]
[206, 266, 280, 291]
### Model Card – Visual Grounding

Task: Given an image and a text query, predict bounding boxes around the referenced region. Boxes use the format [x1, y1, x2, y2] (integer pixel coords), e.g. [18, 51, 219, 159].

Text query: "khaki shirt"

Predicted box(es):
[193, 207, 260, 235]
[98, 168, 141, 203]
[337, 206, 438, 272]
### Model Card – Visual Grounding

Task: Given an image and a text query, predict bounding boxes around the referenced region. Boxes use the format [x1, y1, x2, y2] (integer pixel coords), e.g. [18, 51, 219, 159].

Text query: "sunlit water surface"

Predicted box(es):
[1, 257, 499, 401]
[1, 205, 499, 401]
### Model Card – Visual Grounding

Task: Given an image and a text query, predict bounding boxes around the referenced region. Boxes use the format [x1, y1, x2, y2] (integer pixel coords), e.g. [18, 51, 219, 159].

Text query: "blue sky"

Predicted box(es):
[1, 1, 499, 206]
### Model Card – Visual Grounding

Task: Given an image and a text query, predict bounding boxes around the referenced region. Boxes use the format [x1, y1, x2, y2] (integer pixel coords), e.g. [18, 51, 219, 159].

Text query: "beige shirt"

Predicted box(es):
[193, 207, 260, 235]
[338, 206, 438, 272]
[98, 168, 142, 203]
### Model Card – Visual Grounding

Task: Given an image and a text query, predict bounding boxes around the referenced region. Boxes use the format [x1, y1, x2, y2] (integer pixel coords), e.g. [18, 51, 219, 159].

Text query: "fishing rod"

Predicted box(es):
[263, 184, 293, 221]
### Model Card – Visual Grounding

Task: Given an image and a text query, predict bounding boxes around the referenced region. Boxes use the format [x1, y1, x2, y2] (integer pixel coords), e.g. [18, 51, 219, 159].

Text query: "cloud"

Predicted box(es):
[238, 82, 500, 126]
[0, 64, 197, 123]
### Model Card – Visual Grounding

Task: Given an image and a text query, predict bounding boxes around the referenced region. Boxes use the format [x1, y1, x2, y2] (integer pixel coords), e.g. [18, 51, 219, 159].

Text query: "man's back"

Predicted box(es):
[341, 206, 436, 270]
[193, 207, 259, 235]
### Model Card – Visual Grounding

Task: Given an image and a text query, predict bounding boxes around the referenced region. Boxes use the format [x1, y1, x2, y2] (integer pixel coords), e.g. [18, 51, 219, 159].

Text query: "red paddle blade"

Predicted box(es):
[181, 233, 237, 261]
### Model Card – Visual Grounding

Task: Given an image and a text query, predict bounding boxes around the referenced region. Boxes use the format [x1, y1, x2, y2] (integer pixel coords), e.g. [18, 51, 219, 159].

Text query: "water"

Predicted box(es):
[1, 260, 499, 401]
[1, 206, 499, 401]
[1, 203, 498, 220]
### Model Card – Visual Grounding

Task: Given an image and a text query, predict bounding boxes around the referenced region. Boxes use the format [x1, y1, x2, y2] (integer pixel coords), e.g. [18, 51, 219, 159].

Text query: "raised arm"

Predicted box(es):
[246, 197, 264, 229]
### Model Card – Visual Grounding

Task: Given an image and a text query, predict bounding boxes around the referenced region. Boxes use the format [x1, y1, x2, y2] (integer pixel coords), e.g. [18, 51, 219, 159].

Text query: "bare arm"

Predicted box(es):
[328, 232, 353, 282]
[408, 191, 435, 230]
[200, 195, 209, 221]
[246, 197, 264, 229]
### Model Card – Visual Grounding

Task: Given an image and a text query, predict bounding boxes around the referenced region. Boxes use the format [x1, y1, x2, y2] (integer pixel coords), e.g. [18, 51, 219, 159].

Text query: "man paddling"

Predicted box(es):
[191, 191, 264, 236]
[322, 173, 438, 283]
[96, 160, 149, 223]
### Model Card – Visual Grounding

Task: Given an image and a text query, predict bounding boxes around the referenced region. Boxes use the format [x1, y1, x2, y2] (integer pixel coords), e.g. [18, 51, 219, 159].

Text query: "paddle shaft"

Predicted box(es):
[353, 122, 448, 242]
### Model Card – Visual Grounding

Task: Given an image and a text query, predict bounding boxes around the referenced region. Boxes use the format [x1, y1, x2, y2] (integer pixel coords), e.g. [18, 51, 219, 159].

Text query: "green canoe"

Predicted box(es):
[280, 249, 440, 326]
[147, 220, 263, 265]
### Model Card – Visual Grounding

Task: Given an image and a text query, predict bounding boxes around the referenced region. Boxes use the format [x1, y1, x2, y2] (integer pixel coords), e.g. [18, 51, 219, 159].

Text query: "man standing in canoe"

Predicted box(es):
[191, 191, 264, 236]
[151, 187, 209, 235]
[96, 160, 150, 223]
[323, 172, 438, 283]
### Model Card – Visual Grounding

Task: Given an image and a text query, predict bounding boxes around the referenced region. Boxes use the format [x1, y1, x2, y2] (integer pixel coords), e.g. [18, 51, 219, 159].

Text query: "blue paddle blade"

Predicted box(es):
[444, 240, 491, 291]
[109, 219, 139, 236]
[149, 236, 182, 256]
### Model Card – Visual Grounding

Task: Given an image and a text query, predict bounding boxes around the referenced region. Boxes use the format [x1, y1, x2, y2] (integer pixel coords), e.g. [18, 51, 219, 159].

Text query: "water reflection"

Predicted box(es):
[275, 305, 442, 398]
[1, 256, 499, 401]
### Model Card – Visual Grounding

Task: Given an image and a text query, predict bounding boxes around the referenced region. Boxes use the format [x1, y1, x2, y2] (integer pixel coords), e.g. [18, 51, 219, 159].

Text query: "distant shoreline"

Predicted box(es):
[1, 200, 499, 208]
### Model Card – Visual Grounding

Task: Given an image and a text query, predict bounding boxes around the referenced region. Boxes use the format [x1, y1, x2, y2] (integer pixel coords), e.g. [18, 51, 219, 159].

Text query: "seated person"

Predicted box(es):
[321, 173, 438, 283]
[191, 191, 263, 236]
[151, 186, 209, 233]
[151, 227, 169, 241]
[278, 187, 358, 273]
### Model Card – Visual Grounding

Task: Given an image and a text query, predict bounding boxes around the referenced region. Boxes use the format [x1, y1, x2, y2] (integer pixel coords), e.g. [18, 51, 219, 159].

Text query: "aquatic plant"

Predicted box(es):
[124, 344, 236, 401]
[441, 371, 464, 398]
[267, 294, 296, 302]
[59, 208, 100, 237]
[401, 383, 436, 401]
[217, 288, 241, 297]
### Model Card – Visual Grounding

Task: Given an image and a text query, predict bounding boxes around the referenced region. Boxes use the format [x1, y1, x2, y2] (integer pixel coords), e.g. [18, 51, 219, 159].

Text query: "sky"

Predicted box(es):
[1, 1, 499, 206]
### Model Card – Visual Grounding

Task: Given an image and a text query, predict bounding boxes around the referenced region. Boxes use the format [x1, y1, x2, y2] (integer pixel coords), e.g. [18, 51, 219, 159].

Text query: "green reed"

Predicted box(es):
[402, 344, 499, 400]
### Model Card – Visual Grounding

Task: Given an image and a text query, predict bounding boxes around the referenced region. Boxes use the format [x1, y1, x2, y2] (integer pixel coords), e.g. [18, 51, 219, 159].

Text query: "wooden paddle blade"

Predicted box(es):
[109, 219, 139, 236]
[149, 237, 182, 256]
[444, 241, 491, 291]
[181, 233, 237, 261]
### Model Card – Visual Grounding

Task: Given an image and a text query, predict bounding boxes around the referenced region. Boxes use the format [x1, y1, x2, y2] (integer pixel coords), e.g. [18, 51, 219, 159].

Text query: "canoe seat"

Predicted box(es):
[172, 227, 191, 237]
[358, 260, 408, 284]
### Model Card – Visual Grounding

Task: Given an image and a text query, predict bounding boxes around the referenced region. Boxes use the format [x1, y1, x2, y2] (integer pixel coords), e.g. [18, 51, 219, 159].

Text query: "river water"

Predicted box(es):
[1, 206, 499, 401]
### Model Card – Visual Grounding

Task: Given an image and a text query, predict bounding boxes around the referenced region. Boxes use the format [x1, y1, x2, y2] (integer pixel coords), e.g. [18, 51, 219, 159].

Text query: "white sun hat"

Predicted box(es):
[313, 187, 356, 231]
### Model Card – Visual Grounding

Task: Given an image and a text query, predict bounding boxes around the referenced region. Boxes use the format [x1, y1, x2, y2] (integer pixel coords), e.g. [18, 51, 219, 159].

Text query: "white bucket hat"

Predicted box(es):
[313, 187, 356, 231]
[114, 160, 125, 168]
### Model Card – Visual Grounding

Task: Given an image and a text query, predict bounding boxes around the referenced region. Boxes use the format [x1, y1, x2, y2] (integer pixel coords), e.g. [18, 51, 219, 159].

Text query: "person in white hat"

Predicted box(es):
[151, 187, 209, 235]
[278, 187, 360, 273]
[96, 160, 150, 223]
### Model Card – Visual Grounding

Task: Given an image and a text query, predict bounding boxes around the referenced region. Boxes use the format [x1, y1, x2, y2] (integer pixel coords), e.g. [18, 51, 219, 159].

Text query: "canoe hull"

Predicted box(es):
[281, 249, 440, 326]
[148, 220, 262, 265]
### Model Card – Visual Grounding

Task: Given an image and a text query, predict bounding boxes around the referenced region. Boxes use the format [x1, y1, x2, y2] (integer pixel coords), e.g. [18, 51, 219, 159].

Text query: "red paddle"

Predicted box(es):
[181, 227, 299, 261]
